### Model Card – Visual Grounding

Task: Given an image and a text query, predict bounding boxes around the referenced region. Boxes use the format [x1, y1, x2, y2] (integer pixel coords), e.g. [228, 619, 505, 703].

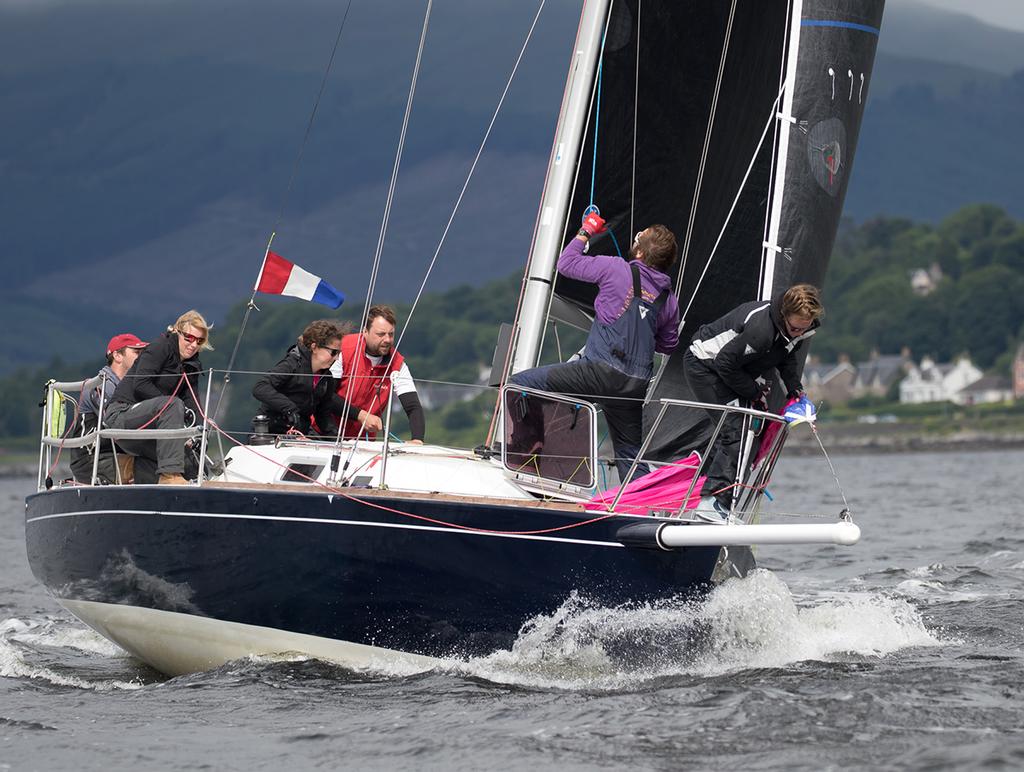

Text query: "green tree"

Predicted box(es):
[992, 229, 1024, 274]
[938, 204, 1016, 251]
[949, 265, 1024, 367]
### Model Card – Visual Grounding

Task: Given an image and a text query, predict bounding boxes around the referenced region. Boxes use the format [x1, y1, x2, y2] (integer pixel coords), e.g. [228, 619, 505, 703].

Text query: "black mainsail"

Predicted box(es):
[535, 0, 885, 462]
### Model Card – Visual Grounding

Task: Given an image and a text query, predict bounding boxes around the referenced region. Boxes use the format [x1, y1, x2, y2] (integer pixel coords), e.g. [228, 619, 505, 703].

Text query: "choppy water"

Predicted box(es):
[3, 449, 1023, 770]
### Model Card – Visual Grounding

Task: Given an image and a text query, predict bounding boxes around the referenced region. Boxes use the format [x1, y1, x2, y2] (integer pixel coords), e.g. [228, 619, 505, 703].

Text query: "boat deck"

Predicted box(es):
[201, 479, 589, 511]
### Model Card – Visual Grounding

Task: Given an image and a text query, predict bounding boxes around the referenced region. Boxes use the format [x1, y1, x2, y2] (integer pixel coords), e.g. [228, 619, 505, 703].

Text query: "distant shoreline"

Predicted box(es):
[6, 428, 1023, 480]
[784, 426, 1024, 456]
[0, 463, 36, 480]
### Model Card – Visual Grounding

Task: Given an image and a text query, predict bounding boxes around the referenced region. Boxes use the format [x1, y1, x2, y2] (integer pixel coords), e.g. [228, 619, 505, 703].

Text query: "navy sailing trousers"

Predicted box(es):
[509, 359, 649, 483]
[682, 350, 745, 506]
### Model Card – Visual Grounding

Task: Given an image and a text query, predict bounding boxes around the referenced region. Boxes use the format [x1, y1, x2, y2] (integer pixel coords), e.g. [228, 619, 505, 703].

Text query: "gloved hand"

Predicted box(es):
[752, 378, 771, 412]
[581, 211, 606, 236]
[786, 388, 805, 401]
[285, 409, 303, 430]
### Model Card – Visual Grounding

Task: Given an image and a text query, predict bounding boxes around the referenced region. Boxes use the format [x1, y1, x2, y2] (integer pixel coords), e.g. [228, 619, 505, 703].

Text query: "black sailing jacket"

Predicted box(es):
[687, 294, 819, 400]
[252, 341, 354, 435]
[110, 331, 203, 413]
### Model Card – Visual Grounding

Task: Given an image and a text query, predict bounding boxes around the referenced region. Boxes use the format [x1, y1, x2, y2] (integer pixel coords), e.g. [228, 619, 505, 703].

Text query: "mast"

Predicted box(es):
[760, 0, 803, 302]
[510, 0, 610, 374]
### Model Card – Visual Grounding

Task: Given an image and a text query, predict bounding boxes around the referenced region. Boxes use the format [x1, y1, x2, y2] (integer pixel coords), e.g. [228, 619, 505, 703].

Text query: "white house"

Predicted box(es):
[954, 375, 1014, 406]
[899, 355, 983, 404]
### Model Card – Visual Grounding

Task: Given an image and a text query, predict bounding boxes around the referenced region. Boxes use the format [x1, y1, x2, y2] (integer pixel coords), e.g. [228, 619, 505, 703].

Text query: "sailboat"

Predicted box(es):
[25, 0, 885, 677]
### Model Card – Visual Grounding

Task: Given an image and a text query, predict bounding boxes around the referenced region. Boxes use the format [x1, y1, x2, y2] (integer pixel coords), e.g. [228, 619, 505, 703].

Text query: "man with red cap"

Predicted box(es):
[70, 333, 150, 484]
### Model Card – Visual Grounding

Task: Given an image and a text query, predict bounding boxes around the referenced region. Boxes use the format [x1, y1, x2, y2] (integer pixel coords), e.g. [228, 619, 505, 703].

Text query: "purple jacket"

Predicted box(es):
[557, 238, 680, 354]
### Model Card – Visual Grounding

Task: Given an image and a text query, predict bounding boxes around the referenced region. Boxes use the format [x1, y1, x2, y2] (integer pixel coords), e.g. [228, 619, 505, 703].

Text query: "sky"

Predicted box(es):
[1, 0, 1024, 32]
[919, 0, 1024, 32]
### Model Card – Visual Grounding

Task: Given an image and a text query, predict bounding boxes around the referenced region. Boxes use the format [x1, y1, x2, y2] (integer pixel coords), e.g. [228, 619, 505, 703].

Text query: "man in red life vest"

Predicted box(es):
[331, 305, 426, 443]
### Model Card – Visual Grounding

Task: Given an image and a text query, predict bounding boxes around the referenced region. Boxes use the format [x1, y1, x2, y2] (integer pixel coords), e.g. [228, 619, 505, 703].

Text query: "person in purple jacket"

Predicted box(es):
[509, 212, 680, 482]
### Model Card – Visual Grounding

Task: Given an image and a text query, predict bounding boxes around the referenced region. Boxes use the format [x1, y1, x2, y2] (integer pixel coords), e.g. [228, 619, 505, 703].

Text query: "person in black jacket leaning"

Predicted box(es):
[105, 310, 213, 485]
[684, 284, 823, 523]
[252, 319, 375, 438]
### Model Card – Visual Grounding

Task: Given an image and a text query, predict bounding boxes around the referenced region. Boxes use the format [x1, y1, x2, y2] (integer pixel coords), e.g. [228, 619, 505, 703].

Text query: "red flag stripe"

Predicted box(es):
[256, 251, 293, 295]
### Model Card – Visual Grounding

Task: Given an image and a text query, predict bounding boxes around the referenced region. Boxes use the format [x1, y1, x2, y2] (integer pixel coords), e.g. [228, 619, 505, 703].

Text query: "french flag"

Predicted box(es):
[255, 251, 345, 309]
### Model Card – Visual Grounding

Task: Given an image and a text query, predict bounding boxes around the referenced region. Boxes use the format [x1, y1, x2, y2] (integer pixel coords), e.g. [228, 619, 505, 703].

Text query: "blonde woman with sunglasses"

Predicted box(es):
[103, 310, 214, 485]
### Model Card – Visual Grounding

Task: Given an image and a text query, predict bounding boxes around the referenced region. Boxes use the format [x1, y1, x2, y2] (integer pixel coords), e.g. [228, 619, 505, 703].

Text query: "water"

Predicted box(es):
[3, 449, 1023, 770]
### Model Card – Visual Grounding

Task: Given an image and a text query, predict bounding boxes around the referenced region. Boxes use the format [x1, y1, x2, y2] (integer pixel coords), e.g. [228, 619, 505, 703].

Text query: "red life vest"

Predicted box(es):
[335, 332, 405, 439]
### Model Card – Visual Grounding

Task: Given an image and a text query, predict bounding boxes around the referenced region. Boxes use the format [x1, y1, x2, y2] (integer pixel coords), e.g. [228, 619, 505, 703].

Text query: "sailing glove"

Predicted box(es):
[581, 212, 607, 236]
[285, 409, 303, 430]
[786, 388, 804, 401]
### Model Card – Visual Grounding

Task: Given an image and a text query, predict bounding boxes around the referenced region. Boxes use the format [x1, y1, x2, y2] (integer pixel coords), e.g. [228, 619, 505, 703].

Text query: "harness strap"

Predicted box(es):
[631, 262, 670, 314]
[653, 289, 669, 313]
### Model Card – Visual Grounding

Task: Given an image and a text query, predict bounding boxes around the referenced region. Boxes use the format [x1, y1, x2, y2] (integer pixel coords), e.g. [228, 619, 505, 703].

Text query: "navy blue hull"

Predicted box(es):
[25, 486, 732, 658]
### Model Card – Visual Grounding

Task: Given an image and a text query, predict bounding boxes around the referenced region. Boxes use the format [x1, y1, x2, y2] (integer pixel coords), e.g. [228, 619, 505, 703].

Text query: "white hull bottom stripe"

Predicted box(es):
[61, 599, 439, 677]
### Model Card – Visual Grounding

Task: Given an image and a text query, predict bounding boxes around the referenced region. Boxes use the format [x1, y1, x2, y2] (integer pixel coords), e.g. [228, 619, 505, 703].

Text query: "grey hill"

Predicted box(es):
[1, 0, 1022, 373]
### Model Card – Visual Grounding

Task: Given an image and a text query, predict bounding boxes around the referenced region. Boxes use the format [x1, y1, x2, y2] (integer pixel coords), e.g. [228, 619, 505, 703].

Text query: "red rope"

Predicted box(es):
[183, 377, 620, 537]
[133, 373, 189, 430]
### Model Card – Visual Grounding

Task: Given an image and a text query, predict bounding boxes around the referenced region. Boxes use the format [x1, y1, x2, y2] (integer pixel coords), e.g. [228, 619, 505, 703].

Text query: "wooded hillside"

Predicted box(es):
[2, 204, 1021, 445]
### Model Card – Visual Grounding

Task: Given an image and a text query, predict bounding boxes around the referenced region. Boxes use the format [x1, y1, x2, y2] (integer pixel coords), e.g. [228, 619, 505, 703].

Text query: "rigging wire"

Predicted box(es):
[333, 0, 434, 474]
[630, 0, 641, 240]
[646, 82, 787, 406]
[273, 0, 356, 236]
[676, 81, 787, 327]
[378, 0, 550, 429]
[486, 0, 621, 450]
[183, 375, 623, 536]
[809, 424, 851, 513]
[676, 0, 738, 296]
[586, 1, 614, 210]
[584, 10, 622, 257]
[357, 0, 434, 338]
[187, 370, 854, 525]
[211, 0, 355, 423]
[588, 62, 604, 209]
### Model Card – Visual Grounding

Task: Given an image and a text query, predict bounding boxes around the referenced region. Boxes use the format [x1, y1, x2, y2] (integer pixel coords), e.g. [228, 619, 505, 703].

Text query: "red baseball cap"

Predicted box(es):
[106, 333, 148, 356]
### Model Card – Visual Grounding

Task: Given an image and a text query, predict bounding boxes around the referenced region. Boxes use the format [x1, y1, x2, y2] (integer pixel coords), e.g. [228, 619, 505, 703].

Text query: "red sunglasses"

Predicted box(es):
[180, 332, 206, 345]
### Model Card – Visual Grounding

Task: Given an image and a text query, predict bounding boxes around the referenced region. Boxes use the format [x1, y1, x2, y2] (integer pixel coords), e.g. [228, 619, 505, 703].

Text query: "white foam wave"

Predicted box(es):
[459, 570, 943, 689]
[243, 651, 432, 679]
[907, 563, 947, 578]
[664, 571, 944, 677]
[11, 622, 128, 658]
[0, 617, 142, 691]
[978, 550, 1023, 572]
[895, 578, 987, 603]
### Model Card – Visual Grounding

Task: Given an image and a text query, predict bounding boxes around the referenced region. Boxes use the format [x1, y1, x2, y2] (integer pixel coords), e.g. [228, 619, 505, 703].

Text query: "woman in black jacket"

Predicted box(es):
[105, 309, 213, 485]
[252, 319, 369, 437]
